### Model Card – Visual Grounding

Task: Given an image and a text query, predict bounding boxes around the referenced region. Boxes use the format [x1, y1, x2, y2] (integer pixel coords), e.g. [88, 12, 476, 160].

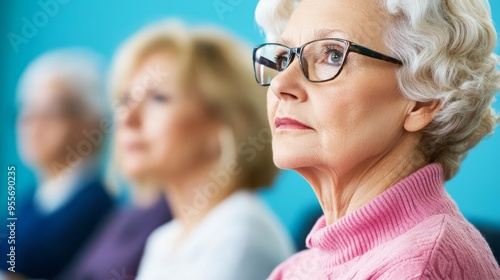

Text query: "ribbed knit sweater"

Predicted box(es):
[268, 164, 500, 279]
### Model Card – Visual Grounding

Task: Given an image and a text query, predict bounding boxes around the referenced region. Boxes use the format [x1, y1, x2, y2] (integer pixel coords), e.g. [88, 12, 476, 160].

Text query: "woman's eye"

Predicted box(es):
[149, 91, 170, 103]
[275, 53, 290, 71]
[118, 93, 133, 106]
[325, 49, 343, 66]
[278, 57, 289, 70]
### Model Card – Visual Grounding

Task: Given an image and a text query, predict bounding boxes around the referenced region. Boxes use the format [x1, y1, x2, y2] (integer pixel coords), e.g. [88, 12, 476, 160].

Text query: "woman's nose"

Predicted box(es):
[118, 99, 142, 128]
[269, 59, 308, 102]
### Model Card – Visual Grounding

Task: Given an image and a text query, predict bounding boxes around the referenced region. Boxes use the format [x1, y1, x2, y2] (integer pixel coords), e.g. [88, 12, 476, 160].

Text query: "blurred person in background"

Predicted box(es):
[0, 49, 114, 280]
[55, 132, 172, 280]
[252, 0, 500, 278]
[111, 21, 295, 280]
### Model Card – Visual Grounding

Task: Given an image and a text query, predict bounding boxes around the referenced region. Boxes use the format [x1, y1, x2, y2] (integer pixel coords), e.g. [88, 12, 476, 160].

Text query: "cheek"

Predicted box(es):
[17, 122, 38, 151]
[317, 75, 408, 168]
[42, 123, 72, 150]
[142, 106, 206, 170]
[143, 110, 184, 158]
[20, 121, 73, 163]
[114, 129, 145, 178]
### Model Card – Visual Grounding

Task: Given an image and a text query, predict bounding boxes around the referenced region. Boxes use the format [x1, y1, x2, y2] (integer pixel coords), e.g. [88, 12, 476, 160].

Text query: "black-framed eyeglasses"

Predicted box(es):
[252, 38, 403, 86]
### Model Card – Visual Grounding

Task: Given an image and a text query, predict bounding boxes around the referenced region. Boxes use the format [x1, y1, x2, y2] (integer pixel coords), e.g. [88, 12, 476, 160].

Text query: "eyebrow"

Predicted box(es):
[278, 28, 353, 47]
[314, 28, 352, 41]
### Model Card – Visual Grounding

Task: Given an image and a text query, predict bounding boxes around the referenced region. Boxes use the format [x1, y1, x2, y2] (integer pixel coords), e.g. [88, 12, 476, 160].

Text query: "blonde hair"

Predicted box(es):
[255, 0, 500, 180]
[109, 20, 277, 189]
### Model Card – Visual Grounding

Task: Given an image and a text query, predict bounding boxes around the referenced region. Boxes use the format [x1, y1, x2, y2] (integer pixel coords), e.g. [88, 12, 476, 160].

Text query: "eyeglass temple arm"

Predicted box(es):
[255, 55, 279, 70]
[349, 44, 403, 65]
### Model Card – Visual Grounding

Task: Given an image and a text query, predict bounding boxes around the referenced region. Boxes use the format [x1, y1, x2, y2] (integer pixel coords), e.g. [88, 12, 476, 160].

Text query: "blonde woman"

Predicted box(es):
[111, 21, 294, 280]
[252, 0, 500, 278]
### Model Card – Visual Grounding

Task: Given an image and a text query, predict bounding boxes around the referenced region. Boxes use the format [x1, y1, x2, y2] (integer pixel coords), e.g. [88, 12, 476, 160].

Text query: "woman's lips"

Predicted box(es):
[274, 117, 313, 130]
[125, 142, 145, 151]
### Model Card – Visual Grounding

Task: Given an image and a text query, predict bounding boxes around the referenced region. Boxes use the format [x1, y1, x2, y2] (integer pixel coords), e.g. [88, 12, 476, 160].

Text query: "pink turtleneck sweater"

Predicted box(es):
[269, 164, 500, 279]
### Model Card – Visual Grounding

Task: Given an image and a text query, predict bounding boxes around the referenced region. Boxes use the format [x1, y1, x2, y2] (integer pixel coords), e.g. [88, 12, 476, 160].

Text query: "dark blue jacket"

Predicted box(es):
[0, 178, 113, 279]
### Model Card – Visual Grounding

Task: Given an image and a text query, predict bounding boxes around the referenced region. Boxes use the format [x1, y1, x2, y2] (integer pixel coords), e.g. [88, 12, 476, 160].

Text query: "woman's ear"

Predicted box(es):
[404, 100, 440, 132]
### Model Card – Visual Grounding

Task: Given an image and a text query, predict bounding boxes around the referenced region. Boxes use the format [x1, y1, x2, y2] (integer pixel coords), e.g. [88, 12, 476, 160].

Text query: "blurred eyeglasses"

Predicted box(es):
[252, 38, 403, 86]
[19, 99, 83, 121]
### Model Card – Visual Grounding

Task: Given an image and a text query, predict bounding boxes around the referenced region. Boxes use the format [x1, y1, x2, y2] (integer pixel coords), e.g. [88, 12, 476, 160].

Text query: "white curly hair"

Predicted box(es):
[255, 0, 500, 180]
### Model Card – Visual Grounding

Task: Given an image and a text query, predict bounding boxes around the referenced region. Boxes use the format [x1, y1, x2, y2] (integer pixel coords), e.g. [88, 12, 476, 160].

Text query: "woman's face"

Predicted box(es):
[17, 79, 93, 170]
[268, 0, 412, 176]
[116, 50, 217, 180]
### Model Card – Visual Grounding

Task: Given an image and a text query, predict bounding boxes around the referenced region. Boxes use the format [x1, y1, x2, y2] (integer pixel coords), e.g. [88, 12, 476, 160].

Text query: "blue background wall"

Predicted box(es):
[1, 0, 499, 243]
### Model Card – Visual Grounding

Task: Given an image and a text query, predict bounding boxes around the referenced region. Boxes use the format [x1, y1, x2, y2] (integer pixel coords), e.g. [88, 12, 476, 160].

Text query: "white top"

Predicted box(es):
[136, 190, 295, 280]
[35, 172, 80, 214]
[34, 160, 98, 214]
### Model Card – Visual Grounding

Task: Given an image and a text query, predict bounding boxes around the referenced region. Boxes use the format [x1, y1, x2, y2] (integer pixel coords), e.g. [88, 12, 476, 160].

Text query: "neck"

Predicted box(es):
[41, 155, 97, 182]
[130, 182, 163, 208]
[40, 163, 70, 182]
[299, 133, 427, 225]
[162, 162, 237, 234]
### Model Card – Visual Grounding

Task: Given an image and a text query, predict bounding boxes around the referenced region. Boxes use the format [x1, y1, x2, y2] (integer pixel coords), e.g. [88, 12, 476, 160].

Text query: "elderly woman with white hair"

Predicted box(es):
[0, 49, 114, 279]
[252, 0, 500, 278]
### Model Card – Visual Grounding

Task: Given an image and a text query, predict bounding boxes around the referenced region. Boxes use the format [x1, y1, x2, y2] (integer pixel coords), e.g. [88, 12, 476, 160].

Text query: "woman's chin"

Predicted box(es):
[272, 152, 310, 170]
[121, 163, 151, 181]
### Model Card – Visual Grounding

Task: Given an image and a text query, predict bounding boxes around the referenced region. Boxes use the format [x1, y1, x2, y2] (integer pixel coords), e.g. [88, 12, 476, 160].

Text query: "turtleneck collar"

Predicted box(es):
[305, 163, 458, 268]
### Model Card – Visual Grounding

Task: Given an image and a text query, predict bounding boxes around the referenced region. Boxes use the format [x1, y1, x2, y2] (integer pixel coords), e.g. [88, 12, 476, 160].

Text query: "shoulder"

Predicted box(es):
[69, 178, 113, 209]
[137, 221, 178, 275]
[376, 214, 500, 279]
[145, 221, 177, 246]
[193, 192, 294, 279]
[420, 215, 500, 279]
[214, 191, 295, 256]
[267, 249, 320, 280]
